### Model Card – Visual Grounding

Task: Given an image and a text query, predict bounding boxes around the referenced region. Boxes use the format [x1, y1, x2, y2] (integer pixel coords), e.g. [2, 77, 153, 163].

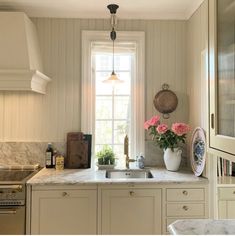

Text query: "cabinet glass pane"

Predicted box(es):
[217, 0, 235, 136]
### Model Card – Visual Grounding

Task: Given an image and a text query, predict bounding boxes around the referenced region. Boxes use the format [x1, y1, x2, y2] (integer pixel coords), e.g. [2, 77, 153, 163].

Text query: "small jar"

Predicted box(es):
[55, 155, 64, 170]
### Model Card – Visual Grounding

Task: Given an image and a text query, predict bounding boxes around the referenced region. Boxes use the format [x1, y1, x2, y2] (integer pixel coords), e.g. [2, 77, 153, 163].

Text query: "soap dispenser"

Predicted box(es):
[137, 153, 145, 169]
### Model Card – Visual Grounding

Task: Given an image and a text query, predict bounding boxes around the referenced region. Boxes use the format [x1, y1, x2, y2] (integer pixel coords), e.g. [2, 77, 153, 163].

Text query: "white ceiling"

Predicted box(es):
[0, 0, 204, 20]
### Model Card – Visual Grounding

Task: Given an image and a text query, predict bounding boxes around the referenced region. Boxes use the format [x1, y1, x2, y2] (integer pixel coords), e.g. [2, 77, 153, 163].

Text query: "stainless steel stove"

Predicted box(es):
[0, 169, 38, 235]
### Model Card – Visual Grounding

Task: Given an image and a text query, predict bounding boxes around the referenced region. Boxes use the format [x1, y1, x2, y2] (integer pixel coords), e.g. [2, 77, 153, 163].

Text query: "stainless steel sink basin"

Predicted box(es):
[106, 170, 153, 179]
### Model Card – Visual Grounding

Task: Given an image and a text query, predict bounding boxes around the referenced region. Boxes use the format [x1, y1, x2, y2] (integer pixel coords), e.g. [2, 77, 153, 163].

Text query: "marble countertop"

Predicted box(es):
[168, 219, 235, 235]
[27, 167, 208, 185]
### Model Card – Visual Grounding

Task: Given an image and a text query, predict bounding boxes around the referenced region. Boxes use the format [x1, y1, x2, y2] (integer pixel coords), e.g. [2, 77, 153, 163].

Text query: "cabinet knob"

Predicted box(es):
[129, 191, 135, 196]
[233, 191, 235, 194]
[182, 190, 188, 196]
[62, 192, 68, 197]
[182, 205, 189, 211]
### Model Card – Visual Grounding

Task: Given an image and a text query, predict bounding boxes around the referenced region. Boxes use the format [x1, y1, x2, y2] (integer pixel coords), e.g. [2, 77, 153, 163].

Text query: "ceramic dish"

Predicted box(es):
[190, 127, 206, 176]
[96, 163, 116, 170]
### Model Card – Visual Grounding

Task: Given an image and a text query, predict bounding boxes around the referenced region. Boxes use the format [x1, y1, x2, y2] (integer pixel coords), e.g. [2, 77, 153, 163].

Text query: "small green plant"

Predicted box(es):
[96, 145, 115, 165]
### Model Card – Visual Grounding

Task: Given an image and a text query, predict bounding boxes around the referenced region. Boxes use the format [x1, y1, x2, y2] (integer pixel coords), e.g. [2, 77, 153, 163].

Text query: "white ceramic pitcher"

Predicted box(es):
[163, 148, 182, 171]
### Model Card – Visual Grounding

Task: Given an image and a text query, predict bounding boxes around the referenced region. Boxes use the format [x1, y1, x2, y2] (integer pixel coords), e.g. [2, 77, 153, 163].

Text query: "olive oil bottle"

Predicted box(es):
[45, 143, 53, 168]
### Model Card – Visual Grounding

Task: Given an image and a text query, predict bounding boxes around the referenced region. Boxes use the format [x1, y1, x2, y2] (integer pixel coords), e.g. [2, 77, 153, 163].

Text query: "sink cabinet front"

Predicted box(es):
[30, 186, 97, 234]
[100, 188, 162, 235]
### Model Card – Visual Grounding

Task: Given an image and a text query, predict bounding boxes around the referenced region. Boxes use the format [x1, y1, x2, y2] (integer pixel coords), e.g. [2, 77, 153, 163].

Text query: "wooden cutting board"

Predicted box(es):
[66, 132, 91, 168]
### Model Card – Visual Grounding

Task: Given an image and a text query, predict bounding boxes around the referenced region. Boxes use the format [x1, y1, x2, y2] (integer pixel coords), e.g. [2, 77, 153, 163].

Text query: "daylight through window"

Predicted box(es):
[92, 43, 135, 167]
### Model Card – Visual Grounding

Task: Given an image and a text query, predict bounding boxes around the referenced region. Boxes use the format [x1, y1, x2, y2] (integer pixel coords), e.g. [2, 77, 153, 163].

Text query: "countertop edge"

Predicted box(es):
[26, 167, 209, 186]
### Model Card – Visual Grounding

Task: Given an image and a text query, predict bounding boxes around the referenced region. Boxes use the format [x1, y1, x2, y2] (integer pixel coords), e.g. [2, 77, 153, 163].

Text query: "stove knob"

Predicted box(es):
[0, 190, 3, 194]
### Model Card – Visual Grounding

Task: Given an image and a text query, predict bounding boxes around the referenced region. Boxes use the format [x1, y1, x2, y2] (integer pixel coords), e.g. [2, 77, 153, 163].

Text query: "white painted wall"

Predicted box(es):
[0, 18, 187, 142]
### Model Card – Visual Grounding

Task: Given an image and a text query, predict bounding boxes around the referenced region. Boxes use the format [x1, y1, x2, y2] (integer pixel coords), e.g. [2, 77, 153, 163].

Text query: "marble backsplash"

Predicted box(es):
[0, 142, 66, 167]
[0, 141, 188, 168]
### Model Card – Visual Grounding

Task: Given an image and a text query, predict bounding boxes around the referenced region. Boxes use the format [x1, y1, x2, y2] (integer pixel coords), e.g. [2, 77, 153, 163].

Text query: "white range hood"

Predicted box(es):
[0, 12, 51, 94]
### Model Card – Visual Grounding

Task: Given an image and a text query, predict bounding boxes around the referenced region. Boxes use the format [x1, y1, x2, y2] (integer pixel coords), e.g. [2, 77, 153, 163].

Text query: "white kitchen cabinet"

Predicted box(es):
[30, 186, 97, 234]
[209, 0, 235, 157]
[218, 187, 235, 219]
[164, 186, 209, 234]
[28, 181, 208, 235]
[100, 188, 162, 235]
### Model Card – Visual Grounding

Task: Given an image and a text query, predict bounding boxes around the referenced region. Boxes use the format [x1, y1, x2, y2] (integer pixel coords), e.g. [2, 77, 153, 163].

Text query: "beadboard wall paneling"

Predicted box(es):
[187, 1, 208, 132]
[0, 18, 187, 142]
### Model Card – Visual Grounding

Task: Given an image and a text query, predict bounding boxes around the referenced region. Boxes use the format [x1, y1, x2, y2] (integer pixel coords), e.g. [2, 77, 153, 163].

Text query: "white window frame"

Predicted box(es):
[81, 31, 145, 168]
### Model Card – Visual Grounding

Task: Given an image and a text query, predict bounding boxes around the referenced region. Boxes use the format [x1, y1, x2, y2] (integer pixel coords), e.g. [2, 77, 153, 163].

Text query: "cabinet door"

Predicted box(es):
[219, 200, 235, 219]
[31, 189, 97, 234]
[209, 0, 235, 154]
[101, 188, 161, 235]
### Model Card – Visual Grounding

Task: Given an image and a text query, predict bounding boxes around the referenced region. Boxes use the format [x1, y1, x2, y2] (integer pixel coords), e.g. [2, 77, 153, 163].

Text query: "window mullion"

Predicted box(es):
[112, 87, 115, 151]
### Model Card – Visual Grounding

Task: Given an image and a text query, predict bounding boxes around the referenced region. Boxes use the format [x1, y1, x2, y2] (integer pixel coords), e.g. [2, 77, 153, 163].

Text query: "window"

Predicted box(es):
[82, 31, 145, 168]
[92, 47, 133, 167]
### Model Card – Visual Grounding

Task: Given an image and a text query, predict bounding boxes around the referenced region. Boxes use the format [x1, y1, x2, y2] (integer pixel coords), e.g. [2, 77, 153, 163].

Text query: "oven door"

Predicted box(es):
[0, 206, 25, 235]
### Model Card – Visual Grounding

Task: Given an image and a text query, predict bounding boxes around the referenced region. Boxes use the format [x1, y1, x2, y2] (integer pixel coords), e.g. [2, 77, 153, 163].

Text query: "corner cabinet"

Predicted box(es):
[100, 187, 162, 235]
[209, 0, 235, 157]
[30, 185, 97, 234]
[218, 187, 235, 219]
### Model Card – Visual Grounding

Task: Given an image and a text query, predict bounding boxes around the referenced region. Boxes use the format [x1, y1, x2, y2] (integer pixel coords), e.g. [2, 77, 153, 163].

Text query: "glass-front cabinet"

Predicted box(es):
[209, 0, 235, 156]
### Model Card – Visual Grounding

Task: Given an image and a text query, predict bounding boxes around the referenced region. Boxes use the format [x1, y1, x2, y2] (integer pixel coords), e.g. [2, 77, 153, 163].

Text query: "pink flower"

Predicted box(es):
[156, 124, 168, 134]
[148, 115, 160, 126]
[144, 115, 160, 130]
[171, 123, 190, 136]
[144, 121, 151, 130]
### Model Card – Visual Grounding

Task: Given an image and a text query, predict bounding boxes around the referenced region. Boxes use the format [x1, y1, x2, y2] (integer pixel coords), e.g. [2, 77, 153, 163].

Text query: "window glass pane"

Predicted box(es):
[114, 96, 131, 119]
[95, 54, 112, 71]
[114, 55, 132, 71]
[96, 72, 112, 95]
[95, 121, 112, 144]
[217, 0, 235, 136]
[114, 72, 131, 95]
[114, 120, 130, 144]
[113, 145, 125, 167]
[95, 145, 110, 155]
[96, 96, 112, 119]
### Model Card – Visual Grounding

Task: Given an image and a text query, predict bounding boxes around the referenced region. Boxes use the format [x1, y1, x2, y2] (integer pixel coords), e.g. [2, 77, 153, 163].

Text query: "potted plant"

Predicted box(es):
[144, 115, 190, 171]
[96, 145, 116, 170]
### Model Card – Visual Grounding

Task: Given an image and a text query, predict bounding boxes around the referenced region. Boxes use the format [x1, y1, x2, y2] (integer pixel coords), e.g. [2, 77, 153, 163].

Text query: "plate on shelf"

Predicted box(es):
[190, 127, 206, 176]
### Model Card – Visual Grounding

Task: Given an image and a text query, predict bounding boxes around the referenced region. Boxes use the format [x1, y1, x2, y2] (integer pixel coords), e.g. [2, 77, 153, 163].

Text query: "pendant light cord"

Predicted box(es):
[112, 33, 115, 73]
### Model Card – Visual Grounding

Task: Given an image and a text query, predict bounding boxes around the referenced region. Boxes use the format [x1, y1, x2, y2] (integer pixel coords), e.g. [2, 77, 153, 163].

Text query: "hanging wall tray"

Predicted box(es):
[153, 84, 178, 119]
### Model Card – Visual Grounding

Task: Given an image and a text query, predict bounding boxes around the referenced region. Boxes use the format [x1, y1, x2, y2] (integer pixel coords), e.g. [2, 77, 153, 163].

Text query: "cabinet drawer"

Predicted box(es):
[166, 188, 204, 201]
[166, 203, 205, 217]
[219, 188, 235, 200]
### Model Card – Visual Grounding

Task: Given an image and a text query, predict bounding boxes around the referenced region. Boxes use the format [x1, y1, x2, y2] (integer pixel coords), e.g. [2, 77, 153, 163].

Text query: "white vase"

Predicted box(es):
[163, 148, 182, 171]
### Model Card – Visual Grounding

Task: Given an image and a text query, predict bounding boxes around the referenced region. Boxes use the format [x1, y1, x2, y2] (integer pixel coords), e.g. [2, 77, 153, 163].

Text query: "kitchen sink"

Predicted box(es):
[106, 169, 153, 179]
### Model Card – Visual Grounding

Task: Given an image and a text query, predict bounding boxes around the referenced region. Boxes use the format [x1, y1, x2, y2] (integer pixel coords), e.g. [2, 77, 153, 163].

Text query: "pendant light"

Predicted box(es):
[103, 4, 123, 85]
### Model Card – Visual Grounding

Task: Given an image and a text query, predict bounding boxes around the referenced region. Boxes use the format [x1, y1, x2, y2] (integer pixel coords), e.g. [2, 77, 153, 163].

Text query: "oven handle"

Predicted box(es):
[0, 185, 22, 190]
[0, 209, 17, 214]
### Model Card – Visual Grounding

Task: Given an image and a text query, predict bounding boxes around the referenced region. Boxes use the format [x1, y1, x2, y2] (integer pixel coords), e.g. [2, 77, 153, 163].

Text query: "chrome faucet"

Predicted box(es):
[124, 135, 135, 169]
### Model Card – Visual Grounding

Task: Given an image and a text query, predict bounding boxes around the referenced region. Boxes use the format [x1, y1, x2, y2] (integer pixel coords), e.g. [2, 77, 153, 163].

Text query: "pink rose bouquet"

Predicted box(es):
[144, 115, 190, 150]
